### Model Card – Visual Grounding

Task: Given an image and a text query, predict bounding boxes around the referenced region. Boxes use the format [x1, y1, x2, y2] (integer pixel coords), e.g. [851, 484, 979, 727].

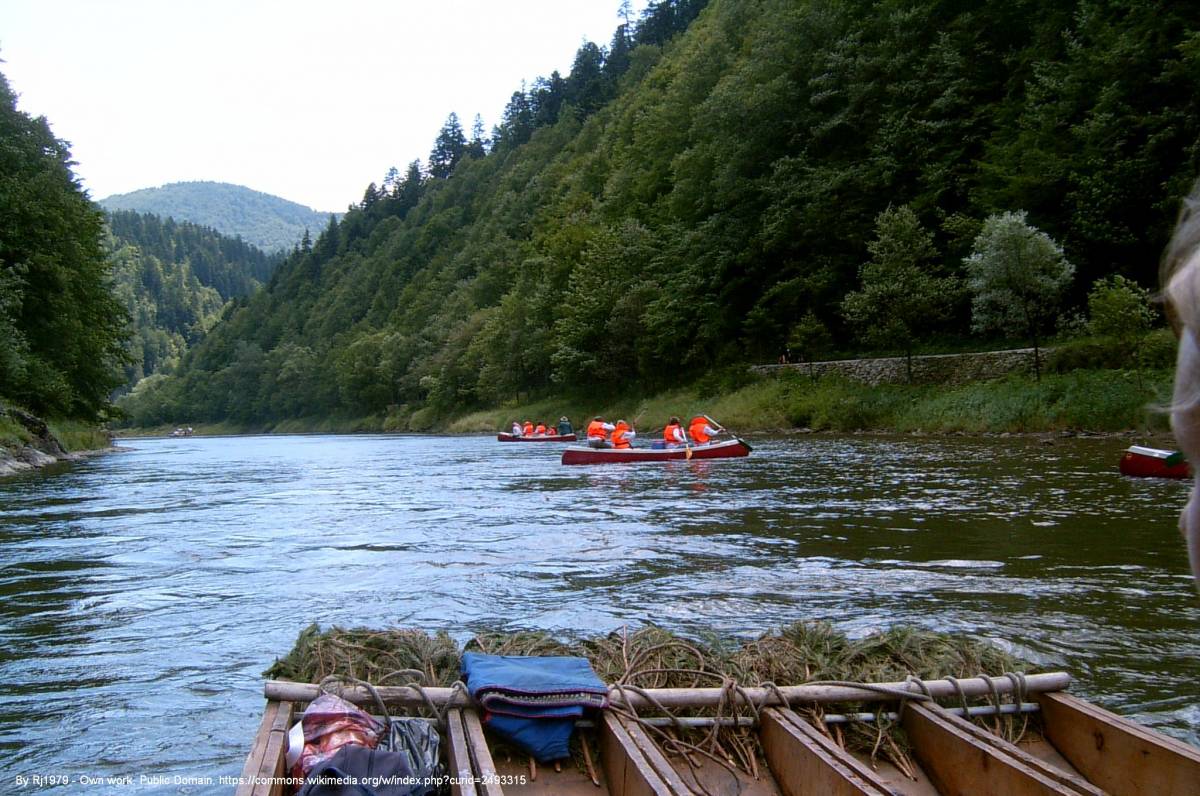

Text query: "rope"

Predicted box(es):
[944, 675, 971, 716]
[318, 674, 391, 725]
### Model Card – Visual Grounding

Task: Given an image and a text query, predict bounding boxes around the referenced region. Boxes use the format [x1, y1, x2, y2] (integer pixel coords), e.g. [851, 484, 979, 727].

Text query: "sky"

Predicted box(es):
[1, 0, 644, 212]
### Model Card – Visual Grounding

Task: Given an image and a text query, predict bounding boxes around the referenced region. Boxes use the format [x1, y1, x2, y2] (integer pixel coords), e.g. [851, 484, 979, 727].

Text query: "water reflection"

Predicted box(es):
[0, 433, 1197, 792]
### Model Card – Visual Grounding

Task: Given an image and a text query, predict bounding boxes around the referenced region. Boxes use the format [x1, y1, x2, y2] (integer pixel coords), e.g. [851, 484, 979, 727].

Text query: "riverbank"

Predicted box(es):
[452, 367, 1177, 436]
[0, 407, 113, 476]
[113, 367, 1178, 440]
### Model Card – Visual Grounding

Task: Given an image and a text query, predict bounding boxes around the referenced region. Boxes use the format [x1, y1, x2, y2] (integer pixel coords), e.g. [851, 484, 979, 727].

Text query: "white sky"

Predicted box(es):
[1, 0, 643, 212]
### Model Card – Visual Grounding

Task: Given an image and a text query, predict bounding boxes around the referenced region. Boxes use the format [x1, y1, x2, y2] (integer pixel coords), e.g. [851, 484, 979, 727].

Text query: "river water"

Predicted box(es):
[1, 433, 1198, 793]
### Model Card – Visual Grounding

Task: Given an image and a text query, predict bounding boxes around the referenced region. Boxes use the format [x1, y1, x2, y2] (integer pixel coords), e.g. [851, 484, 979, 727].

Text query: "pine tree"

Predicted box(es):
[428, 112, 467, 179]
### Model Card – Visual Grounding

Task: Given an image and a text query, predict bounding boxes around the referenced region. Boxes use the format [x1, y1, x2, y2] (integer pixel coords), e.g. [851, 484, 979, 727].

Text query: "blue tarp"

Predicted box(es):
[461, 652, 608, 762]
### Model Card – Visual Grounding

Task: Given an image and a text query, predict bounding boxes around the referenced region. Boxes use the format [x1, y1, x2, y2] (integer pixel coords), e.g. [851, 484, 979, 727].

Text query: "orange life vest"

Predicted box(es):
[612, 421, 632, 449]
[587, 420, 608, 440]
[523, 422, 533, 436]
[688, 417, 711, 445]
[535, 424, 547, 435]
[663, 423, 683, 444]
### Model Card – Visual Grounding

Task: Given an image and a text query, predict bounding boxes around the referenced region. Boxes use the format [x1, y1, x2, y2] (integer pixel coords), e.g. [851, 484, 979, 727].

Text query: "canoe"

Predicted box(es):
[1119, 445, 1190, 479]
[561, 437, 752, 465]
[497, 432, 577, 442]
[239, 672, 1200, 796]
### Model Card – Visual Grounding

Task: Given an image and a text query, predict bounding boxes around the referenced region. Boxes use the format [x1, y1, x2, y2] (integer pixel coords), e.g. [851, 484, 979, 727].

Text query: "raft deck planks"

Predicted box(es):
[245, 676, 1200, 796]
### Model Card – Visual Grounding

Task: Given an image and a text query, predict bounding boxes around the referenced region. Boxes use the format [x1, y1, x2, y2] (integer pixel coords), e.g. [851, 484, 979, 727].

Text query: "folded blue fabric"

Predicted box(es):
[461, 653, 609, 762]
[461, 652, 609, 718]
[483, 714, 576, 763]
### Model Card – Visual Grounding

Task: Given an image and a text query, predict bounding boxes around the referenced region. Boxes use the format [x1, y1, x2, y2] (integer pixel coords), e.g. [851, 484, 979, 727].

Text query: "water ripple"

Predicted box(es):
[0, 433, 1198, 792]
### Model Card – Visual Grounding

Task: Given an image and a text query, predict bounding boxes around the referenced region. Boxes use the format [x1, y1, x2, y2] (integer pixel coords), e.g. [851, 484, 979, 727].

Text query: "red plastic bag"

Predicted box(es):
[290, 692, 385, 780]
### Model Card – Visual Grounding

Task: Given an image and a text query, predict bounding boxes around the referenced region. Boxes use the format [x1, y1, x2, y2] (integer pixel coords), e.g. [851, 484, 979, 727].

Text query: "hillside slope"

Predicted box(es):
[118, 0, 1200, 430]
[99, 181, 337, 253]
[106, 210, 283, 388]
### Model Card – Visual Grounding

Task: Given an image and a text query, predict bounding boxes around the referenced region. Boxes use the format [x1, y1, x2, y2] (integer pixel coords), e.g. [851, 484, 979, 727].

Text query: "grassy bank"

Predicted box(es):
[45, 420, 112, 453]
[450, 368, 1173, 437]
[114, 367, 1175, 438]
[0, 404, 112, 455]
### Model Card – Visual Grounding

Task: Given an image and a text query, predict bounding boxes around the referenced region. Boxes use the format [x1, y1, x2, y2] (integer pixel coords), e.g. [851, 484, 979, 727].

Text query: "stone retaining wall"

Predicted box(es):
[753, 348, 1044, 386]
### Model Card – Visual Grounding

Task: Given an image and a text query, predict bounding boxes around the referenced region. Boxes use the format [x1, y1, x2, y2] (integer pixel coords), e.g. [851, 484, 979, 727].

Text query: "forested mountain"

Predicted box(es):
[99, 182, 336, 253]
[0, 71, 127, 420]
[106, 210, 283, 388]
[120, 0, 1200, 429]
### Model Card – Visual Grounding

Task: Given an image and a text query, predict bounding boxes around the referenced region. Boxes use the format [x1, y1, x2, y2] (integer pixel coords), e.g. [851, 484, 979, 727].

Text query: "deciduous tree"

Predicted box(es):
[965, 211, 1074, 379]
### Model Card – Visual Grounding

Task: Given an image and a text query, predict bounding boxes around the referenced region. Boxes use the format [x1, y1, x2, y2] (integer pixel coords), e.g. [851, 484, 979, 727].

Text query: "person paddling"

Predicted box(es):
[688, 415, 722, 445]
[663, 416, 686, 448]
[586, 416, 615, 448]
[510, 420, 522, 437]
[523, 420, 534, 436]
[534, 421, 547, 436]
[611, 419, 636, 449]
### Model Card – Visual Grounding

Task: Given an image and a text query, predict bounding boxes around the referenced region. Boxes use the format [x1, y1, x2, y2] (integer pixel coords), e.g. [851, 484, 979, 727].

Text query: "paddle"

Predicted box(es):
[703, 414, 752, 452]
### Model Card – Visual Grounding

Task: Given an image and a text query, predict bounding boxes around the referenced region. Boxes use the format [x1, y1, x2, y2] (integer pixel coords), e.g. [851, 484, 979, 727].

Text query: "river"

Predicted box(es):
[1, 433, 1198, 793]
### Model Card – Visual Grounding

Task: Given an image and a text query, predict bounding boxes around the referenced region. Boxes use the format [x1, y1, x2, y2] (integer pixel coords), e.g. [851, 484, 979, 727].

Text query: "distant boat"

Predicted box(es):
[497, 432, 577, 442]
[562, 438, 751, 465]
[1118, 445, 1190, 479]
[170, 427, 194, 438]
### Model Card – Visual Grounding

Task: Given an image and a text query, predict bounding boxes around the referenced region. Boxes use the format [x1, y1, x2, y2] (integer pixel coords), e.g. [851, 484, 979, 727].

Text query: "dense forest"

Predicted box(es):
[0, 72, 128, 420]
[117, 0, 1200, 429]
[100, 182, 337, 253]
[106, 210, 282, 388]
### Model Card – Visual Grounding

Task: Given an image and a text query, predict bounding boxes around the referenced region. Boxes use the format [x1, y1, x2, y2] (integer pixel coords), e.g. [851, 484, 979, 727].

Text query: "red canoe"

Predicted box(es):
[561, 438, 752, 465]
[497, 432, 577, 442]
[1118, 445, 1190, 479]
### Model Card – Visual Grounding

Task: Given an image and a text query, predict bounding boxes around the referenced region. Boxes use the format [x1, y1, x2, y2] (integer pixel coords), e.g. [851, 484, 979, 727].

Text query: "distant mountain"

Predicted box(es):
[106, 209, 284, 390]
[98, 181, 338, 253]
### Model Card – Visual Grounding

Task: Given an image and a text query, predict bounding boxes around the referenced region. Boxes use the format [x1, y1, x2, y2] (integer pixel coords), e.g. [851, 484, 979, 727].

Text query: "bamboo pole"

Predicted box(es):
[263, 671, 1070, 710]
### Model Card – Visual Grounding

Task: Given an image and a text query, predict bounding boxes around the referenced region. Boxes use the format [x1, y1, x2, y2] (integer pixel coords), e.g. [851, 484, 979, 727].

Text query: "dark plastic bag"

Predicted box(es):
[381, 718, 444, 796]
[296, 744, 416, 796]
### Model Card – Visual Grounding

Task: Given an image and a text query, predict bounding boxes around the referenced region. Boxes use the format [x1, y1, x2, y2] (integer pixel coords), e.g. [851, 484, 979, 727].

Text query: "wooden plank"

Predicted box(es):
[460, 709, 505, 796]
[612, 713, 693, 795]
[236, 700, 281, 796]
[599, 712, 678, 796]
[910, 702, 1104, 794]
[446, 708, 480, 796]
[1038, 690, 1200, 796]
[255, 700, 294, 794]
[237, 700, 295, 796]
[760, 708, 895, 796]
[265, 672, 1072, 710]
[902, 702, 1081, 795]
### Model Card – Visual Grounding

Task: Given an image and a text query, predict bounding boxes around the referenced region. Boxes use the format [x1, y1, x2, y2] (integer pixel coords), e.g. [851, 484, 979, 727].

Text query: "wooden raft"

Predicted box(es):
[238, 677, 1200, 796]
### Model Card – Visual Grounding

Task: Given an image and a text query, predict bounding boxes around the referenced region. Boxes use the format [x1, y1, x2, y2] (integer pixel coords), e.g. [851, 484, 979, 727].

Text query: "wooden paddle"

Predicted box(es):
[704, 414, 752, 452]
[704, 414, 733, 439]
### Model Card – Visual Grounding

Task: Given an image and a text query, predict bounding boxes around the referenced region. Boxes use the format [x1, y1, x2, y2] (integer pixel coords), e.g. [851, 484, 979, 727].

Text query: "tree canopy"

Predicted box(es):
[118, 0, 1200, 427]
[0, 71, 129, 418]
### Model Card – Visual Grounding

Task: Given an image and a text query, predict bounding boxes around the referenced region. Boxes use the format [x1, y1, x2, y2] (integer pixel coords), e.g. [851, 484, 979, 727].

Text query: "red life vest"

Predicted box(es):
[612, 421, 632, 449]
[688, 417, 711, 445]
[663, 423, 682, 444]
